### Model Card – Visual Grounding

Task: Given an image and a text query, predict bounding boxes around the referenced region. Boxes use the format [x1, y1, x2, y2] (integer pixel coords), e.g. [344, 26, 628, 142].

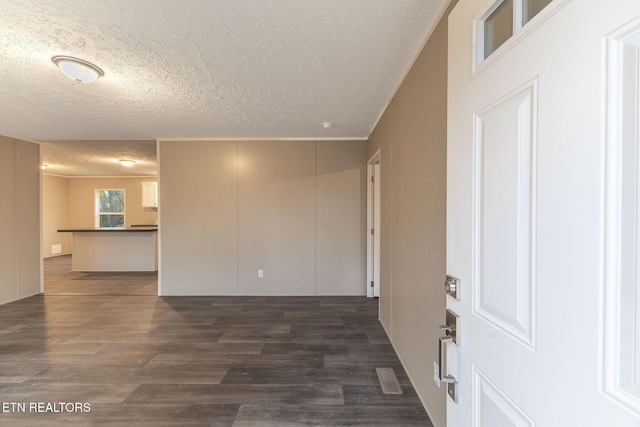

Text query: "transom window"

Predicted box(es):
[478, 0, 553, 64]
[96, 189, 125, 228]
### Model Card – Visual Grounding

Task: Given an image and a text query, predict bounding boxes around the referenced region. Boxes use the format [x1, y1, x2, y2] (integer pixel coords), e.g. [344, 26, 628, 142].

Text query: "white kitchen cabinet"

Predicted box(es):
[142, 182, 158, 208]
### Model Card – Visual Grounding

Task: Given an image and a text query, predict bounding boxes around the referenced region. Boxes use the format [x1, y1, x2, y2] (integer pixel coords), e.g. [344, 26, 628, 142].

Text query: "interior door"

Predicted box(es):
[446, 0, 640, 425]
[373, 162, 381, 298]
[367, 157, 381, 298]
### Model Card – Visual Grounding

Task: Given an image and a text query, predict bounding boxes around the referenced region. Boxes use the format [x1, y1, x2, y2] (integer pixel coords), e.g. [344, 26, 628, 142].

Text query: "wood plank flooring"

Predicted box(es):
[0, 257, 433, 426]
[44, 255, 157, 296]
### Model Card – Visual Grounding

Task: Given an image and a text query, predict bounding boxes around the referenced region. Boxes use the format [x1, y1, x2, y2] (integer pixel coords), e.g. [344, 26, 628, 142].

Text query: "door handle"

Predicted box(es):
[438, 333, 453, 381]
[438, 310, 459, 403]
[438, 333, 458, 403]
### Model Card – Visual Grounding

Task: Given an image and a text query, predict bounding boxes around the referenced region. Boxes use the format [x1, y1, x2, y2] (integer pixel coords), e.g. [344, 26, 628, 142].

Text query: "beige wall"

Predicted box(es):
[366, 2, 456, 426]
[42, 175, 71, 258]
[238, 141, 317, 295]
[159, 139, 366, 296]
[317, 141, 367, 294]
[160, 141, 238, 295]
[0, 135, 41, 304]
[68, 177, 158, 229]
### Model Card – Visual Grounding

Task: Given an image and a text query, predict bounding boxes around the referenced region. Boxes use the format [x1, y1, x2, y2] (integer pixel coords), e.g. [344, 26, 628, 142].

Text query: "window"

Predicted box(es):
[96, 189, 125, 227]
[478, 0, 553, 63]
[522, 0, 552, 24]
[484, 0, 514, 58]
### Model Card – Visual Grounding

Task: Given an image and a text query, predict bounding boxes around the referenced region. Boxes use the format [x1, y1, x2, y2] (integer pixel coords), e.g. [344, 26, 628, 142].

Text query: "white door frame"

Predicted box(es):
[367, 150, 381, 298]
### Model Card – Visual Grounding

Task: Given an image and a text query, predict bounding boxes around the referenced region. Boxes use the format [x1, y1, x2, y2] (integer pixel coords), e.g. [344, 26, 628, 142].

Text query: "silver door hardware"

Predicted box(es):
[438, 309, 460, 403]
[444, 275, 460, 300]
[439, 335, 458, 402]
[440, 309, 459, 343]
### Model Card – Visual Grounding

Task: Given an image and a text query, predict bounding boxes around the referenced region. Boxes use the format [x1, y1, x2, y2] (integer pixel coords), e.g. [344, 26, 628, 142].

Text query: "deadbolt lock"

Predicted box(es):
[445, 275, 460, 300]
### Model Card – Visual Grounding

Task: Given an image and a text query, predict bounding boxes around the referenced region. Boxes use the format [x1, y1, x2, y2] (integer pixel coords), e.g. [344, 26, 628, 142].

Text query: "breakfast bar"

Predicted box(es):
[57, 227, 158, 272]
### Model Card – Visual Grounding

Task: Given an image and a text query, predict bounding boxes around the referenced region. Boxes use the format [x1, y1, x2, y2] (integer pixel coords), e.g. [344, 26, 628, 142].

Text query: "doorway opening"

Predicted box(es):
[367, 150, 381, 298]
[41, 139, 159, 297]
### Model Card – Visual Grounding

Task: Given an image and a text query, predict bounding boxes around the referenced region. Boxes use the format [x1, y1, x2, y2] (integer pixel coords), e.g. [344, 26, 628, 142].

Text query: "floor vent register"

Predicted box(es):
[376, 367, 403, 395]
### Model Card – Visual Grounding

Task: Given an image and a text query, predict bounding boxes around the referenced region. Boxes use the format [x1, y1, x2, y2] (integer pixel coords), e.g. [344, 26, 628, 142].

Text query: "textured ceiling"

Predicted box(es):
[41, 140, 157, 176]
[0, 0, 447, 175]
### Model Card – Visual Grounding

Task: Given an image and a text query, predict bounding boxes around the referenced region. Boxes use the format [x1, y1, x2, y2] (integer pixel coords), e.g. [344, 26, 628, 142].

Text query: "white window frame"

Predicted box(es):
[472, 0, 570, 75]
[95, 189, 126, 228]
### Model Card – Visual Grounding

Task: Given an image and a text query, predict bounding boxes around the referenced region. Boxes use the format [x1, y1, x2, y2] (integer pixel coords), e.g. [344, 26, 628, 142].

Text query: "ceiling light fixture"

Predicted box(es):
[119, 159, 136, 167]
[52, 56, 104, 83]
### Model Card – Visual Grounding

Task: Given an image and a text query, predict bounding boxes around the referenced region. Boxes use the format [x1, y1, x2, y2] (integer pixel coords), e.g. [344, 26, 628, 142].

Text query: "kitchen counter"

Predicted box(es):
[58, 227, 157, 232]
[58, 228, 158, 272]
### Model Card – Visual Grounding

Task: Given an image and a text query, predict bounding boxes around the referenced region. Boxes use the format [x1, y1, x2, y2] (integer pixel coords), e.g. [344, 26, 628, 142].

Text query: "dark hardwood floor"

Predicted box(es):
[0, 257, 433, 426]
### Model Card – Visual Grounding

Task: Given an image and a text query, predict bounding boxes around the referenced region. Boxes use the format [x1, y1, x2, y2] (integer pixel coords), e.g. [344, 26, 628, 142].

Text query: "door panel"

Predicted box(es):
[604, 15, 640, 415]
[474, 82, 536, 347]
[447, 0, 640, 425]
[473, 367, 533, 427]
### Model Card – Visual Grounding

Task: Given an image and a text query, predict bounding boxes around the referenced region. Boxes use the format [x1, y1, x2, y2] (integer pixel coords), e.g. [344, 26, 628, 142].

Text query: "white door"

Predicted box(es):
[447, 0, 640, 425]
[367, 155, 381, 298]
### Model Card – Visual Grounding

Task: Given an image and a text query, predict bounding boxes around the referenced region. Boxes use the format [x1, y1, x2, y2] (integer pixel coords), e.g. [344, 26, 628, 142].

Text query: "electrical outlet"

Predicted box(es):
[433, 361, 441, 388]
[258, 270, 264, 278]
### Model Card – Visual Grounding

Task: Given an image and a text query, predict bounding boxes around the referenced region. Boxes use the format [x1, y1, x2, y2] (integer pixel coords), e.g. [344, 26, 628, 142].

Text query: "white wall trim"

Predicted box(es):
[39, 146, 44, 294]
[43, 174, 158, 179]
[367, 150, 381, 299]
[156, 137, 367, 142]
[15, 140, 20, 300]
[156, 138, 162, 297]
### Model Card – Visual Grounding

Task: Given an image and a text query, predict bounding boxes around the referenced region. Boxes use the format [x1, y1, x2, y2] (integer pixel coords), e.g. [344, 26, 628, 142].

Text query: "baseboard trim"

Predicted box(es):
[0, 291, 43, 307]
[379, 319, 443, 427]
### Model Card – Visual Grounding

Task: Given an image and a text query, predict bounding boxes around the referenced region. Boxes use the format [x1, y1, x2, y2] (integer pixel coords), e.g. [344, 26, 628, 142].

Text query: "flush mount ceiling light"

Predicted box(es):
[52, 56, 104, 83]
[119, 159, 136, 167]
